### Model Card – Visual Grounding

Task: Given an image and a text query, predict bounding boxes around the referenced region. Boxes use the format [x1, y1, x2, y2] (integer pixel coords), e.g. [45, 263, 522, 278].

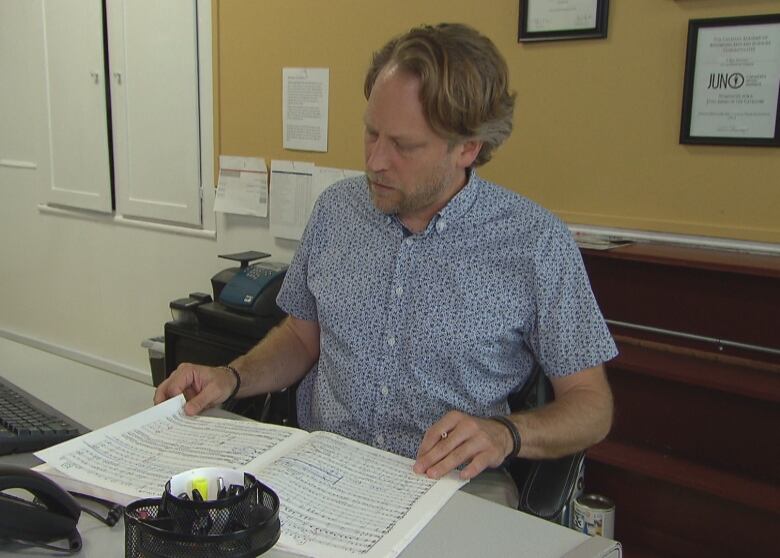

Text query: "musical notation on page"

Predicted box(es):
[35, 396, 465, 558]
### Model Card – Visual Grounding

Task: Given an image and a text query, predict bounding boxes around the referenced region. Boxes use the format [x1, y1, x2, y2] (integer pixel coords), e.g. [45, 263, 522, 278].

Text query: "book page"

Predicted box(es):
[260, 431, 466, 558]
[35, 398, 466, 557]
[35, 396, 306, 500]
[34, 463, 140, 506]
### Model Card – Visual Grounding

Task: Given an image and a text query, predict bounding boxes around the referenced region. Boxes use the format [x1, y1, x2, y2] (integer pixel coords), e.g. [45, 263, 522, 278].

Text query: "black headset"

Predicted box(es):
[0, 464, 82, 552]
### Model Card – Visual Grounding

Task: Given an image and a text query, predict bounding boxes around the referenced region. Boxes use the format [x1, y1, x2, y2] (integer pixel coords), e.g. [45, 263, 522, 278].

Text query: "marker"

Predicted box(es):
[192, 477, 208, 501]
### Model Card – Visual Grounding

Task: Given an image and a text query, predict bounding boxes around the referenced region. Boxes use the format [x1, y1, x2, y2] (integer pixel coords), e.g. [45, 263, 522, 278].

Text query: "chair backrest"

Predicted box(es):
[507, 365, 585, 525]
[507, 363, 550, 413]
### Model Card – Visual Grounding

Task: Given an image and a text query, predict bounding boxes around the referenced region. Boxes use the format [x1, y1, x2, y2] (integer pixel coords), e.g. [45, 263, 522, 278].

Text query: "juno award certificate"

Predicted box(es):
[689, 22, 780, 139]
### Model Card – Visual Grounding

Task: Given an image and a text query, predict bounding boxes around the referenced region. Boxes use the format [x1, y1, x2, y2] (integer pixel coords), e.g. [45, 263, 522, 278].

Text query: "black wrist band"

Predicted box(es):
[221, 365, 241, 403]
[490, 415, 521, 459]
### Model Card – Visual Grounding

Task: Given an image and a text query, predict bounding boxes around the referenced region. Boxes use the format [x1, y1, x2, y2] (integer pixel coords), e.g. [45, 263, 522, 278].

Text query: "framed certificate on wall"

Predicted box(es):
[518, 0, 609, 42]
[680, 14, 780, 147]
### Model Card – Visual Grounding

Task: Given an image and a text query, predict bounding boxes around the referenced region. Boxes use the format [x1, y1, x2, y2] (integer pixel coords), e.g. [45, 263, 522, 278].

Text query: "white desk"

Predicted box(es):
[0, 337, 620, 557]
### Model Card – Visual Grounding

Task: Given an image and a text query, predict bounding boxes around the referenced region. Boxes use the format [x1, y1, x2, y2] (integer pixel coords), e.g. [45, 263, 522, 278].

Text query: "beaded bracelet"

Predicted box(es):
[221, 365, 241, 403]
[490, 415, 522, 459]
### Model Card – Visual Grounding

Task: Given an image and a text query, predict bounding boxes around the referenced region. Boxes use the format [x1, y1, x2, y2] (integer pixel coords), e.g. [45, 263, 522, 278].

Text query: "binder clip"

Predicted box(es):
[124, 467, 280, 558]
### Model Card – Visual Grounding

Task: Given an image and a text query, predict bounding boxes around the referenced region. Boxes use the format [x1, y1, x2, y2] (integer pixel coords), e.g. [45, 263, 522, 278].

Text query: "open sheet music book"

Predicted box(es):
[34, 396, 466, 558]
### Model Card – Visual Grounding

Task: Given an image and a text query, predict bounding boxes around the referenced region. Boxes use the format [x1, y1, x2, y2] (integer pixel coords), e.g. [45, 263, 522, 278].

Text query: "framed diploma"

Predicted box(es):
[518, 0, 609, 42]
[680, 14, 780, 147]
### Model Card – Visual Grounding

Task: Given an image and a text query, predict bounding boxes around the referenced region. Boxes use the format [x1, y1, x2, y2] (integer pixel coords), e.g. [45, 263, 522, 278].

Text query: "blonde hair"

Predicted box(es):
[364, 23, 516, 166]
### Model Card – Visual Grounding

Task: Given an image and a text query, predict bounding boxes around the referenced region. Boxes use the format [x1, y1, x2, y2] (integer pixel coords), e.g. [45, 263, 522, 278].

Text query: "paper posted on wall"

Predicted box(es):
[215, 155, 269, 217]
[283, 67, 330, 153]
[269, 160, 363, 241]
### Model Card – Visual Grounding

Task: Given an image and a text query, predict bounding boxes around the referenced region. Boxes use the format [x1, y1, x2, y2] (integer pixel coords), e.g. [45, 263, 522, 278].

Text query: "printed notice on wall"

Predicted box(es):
[269, 160, 315, 240]
[214, 155, 269, 217]
[283, 68, 329, 152]
[269, 160, 363, 241]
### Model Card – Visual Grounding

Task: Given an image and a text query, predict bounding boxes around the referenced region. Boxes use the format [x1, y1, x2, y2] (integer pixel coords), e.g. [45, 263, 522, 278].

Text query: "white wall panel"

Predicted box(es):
[108, 0, 202, 225]
[42, 0, 113, 212]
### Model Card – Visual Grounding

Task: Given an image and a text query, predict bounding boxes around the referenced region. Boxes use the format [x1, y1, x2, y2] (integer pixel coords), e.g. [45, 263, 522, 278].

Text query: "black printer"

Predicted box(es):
[163, 251, 294, 423]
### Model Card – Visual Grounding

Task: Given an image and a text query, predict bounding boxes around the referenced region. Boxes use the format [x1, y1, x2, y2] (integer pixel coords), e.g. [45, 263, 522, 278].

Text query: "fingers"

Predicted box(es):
[419, 435, 480, 479]
[153, 364, 195, 404]
[414, 412, 509, 480]
[152, 363, 227, 416]
[181, 383, 220, 416]
[459, 451, 497, 480]
[415, 411, 461, 463]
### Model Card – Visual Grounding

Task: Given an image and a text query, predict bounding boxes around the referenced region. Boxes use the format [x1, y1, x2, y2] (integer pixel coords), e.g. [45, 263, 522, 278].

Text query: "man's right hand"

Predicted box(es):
[153, 363, 237, 416]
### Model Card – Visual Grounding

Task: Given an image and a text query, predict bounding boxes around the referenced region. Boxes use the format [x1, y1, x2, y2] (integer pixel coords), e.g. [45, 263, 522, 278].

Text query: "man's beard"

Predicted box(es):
[366, 160, 455, 216]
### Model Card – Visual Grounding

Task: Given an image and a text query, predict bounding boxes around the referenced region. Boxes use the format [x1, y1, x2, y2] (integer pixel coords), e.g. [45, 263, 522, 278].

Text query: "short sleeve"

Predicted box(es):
[525, 219, 617, 376]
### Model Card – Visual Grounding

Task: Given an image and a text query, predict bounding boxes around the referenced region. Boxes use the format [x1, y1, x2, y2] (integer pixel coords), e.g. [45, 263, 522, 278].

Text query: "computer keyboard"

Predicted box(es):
[0, 375, 88, 455]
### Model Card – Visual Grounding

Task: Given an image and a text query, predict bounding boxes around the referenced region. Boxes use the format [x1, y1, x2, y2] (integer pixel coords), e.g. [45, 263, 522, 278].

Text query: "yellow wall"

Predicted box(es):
[214, 0, 780, 243]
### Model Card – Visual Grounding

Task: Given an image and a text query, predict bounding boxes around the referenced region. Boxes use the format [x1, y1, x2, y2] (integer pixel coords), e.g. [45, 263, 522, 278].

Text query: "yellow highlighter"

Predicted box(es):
[192, 477, 208, 501]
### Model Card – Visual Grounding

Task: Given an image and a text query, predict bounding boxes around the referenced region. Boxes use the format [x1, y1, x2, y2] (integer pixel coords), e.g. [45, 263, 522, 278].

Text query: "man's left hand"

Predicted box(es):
[413, 411, 512, 480]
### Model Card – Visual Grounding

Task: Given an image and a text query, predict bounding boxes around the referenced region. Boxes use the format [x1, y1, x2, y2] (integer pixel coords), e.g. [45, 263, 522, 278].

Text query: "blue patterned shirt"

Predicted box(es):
[276, 171, 617, 459]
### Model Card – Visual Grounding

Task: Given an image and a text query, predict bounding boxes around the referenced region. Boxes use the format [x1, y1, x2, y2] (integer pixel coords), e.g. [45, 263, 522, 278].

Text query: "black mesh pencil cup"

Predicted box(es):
[124, 472, 280, 558]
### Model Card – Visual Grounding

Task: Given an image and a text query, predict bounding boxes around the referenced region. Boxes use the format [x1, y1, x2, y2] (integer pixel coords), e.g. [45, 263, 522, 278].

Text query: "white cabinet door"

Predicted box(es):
[107, 0, 202, 225]
[43, 0, 113, 213]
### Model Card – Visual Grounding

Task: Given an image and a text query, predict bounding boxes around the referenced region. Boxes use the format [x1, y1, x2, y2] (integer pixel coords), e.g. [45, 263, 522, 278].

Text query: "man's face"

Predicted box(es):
[363, 65, 472, 229]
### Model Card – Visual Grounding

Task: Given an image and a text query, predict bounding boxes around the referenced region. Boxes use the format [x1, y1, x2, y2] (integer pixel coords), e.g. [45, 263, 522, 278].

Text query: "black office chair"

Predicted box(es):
[507, 365, 585, 525]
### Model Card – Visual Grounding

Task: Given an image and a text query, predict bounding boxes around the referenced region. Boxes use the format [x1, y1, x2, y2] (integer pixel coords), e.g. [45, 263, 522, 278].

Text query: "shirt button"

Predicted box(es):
[405, 237, 414, 246]
[380, 385, 389, 396]
[436, 220, 447, 232]
[387, 336, 396, 347]
[376, 434, 385, 445]
[395, 286, 403, 296]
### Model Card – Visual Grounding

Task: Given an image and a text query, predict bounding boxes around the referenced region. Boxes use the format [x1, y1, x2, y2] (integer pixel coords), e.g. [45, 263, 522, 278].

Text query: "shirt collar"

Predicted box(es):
[436, 168, 480, 224]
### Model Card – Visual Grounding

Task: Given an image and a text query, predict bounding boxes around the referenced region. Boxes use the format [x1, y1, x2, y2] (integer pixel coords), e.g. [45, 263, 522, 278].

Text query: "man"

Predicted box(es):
[155, 23, 616, 507]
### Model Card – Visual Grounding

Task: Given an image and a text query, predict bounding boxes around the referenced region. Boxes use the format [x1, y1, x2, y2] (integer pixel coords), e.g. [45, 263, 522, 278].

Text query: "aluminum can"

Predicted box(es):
[572, 493, 615, 539]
